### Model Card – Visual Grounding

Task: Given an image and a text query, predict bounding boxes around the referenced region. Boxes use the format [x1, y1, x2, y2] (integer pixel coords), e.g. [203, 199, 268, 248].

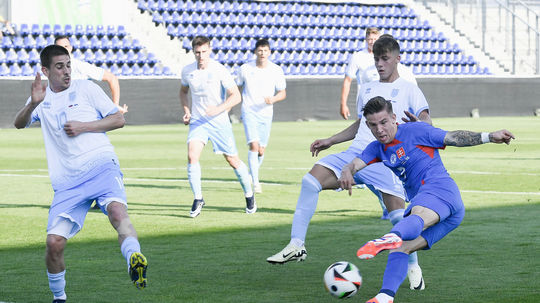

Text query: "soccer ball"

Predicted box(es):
[323, 261, 362, 299]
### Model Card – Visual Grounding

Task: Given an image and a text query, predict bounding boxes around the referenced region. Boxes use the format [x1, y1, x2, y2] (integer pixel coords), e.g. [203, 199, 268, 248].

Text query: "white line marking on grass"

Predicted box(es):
[461, 190, 540, 196]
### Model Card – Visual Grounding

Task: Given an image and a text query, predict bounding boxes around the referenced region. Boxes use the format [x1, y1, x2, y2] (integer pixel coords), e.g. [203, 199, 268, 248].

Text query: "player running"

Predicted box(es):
[339, 96, 514, 303]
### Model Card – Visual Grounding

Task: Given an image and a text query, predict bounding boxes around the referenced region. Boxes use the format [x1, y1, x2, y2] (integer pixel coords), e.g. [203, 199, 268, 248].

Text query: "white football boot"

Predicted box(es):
[266, 242, 307, 264]
[407, 263, 425, 290]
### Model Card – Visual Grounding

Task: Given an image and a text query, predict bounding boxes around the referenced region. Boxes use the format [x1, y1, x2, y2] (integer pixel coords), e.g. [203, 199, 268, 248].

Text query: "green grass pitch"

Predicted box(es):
[1, 117, 539, 302]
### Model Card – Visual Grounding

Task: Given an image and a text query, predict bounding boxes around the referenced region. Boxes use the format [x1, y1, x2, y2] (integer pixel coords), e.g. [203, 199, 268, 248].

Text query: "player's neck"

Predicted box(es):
[381, 72, 400, 83]
[256, 59, 268, 68]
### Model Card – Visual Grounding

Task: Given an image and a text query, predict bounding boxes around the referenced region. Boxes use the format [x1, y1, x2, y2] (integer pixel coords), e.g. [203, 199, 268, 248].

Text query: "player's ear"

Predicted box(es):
[41, 66, 49, 77]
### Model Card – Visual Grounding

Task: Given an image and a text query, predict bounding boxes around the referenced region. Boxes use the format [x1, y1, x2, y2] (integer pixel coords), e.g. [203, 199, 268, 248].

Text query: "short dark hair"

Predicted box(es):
[365, 27, 380, 36]
[40, 44, 70, 69]
[363, 96, 393, 117]
[191, 35, 211, 49]
[254, 38, 270, 51]
[373, 36, 400, 56]
[54, 35, 70, 44]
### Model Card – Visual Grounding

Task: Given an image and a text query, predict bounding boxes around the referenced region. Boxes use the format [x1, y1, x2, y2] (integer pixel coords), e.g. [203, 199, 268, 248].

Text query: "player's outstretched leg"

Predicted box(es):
[266, 241, 307, 264]
[129, 252, 148, 289]
[357, 233, 402, 259]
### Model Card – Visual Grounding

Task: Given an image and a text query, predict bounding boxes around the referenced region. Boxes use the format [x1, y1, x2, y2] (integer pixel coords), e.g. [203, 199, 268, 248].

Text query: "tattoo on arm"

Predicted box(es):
[444, 130, 482, 147]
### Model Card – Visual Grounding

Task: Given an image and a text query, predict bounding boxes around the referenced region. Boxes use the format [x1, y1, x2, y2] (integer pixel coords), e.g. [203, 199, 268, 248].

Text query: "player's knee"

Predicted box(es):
[107, 202, 128, 222]
[46, 235, 66, 256]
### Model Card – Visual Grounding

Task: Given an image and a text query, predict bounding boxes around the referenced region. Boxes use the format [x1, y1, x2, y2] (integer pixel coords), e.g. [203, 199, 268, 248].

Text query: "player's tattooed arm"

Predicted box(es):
[444, 130, 483, 147]
[444, 129, 515, 146]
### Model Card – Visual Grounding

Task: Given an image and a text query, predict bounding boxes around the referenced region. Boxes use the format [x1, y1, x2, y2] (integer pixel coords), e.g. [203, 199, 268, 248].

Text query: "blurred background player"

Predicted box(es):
[236, 38, 286, 194]
[55, 35, 126, 114]
[340, 96, 514, 303]
[267, 36, 430, 291]
[13, 45, 147, 303]
[180, 35, 255, 217]
[0, 14, 16, 39]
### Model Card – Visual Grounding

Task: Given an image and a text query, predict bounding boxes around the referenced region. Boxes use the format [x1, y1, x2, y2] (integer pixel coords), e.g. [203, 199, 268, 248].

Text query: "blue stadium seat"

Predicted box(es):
[19, 24, 30, 36]
[21, 63, 33, 76]
[5, 49, 17, 64]
[74, 24, 84, 37]
[132, 64, 143, 76]
[104, 49, 115, 64]
[126, 49, 137, 64]
[83, 49, 95, 63]
[0, 63, 9, 76]
[116, 50, 127, 64]
[94, 49, 106, 64]
[72, 49, 83, 60]
[142, 63, 153, 75]
[117, 25, 127, 37]
[0, 49, 5, 63]
[109, 63, 120, 75]
[100, 36, 112, 49]
[152, 64, 163, 75]
[53, 24, 62, 36]
[11, 36, 24, 50]
[10, 63, 22, 76]
[16, 49, 29, 63]
[90, 35, 101, 50]
[64, 24, 73, 36]
[162, 66, 173, 76]
[121, 64, 132, 75]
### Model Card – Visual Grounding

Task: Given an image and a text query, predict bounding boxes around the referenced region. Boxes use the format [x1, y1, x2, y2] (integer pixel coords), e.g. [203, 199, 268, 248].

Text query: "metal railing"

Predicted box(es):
[422, 0, 540, 75]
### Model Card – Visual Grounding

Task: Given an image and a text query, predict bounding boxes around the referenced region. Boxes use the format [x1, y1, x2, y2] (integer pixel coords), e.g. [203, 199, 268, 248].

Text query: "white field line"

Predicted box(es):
[1, 171, 540, 196]
[2, 167, 540, 176]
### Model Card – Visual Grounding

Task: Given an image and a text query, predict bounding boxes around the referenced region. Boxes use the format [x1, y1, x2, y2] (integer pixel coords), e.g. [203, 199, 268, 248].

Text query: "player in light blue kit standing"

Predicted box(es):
[180, 35, 255, 217]
[340, 96, 515, 303]
[236, 38, 286, 194]
[13, 45, 147, 303]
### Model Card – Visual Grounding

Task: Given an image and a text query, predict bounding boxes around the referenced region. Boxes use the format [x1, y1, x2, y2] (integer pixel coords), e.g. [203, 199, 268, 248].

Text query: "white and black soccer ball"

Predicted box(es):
[323, 261, 362, 299]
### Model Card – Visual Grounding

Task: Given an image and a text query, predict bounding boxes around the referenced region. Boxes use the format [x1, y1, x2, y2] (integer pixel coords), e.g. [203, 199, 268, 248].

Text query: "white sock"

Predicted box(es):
[233, 161, 253, 197]
[121, 236, 141, 267]
[188, 162, 202, 199]
[248, 151, 260, 185]
[291, 173, 322, 242]
[375, 293, 394, 303]
[47, 270, 66, 299]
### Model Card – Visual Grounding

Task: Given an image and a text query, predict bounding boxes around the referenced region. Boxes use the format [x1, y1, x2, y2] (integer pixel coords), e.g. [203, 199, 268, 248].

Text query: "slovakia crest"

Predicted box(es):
[396, 147, 406, 159]
[391, 89, 399, 98]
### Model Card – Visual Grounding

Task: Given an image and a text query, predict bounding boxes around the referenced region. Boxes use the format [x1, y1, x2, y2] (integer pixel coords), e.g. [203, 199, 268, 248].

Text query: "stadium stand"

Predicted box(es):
[135, 0, 488, 76]
[0, 0, 488, 77]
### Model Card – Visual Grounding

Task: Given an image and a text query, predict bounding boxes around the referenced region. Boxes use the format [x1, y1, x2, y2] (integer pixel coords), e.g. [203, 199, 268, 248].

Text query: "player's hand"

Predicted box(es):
[182, 112, 191, 125]
[310, 138, 332, 157]
[264, 96, 273, 105]
[402, 111, 419, 123]
[489, 129, 515, 144]
[117, 104, 128, 114]
[340, 104, 350, 120]
[31, 73, 46, 106]
[64, 121, 86, 137]
[339, 167, 356, 196]
[205, 105, 222, 117]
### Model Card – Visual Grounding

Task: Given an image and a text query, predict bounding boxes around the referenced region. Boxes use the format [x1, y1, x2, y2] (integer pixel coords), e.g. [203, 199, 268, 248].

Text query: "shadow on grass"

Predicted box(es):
[0, 203, 49, 209]
[2, 203, 539, 302]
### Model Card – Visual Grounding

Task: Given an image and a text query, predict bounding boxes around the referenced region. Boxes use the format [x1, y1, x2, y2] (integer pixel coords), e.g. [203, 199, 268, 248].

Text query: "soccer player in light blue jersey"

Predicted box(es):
[180, 36, 255, 217]
[340, 96, 514, 303]
[236, 38, 286, 194]
[14, 45, 147, 303]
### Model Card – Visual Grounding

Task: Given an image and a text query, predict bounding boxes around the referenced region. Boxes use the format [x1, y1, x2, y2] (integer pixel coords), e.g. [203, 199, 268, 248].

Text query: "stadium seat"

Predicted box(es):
[9, 63, 22, 76]
[5, 49, 17, 64]
[21, 63, 33, 76]
[16, 49, 29, 63]
[0, 63, 9, 76]
[121, 64, 132, 75]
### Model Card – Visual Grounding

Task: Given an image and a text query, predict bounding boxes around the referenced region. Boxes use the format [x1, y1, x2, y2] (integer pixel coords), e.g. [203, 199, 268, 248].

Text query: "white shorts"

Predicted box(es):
[187, 119, 238, 156]
[47, 162, 127, 239]
[242, 111, 272, 147]
[317, 148, 406, 200]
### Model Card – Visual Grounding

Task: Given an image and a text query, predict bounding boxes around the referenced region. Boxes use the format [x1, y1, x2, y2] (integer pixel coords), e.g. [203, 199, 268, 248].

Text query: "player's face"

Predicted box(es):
[194, 43, 211, 69]
[374, 50, 400, 82]
[365, 110, 397, 144]
[255, 45, 271, 65]
[55, 38, 73, 54]
[42, 54, 71, 92]
[366, 33, 380, 53]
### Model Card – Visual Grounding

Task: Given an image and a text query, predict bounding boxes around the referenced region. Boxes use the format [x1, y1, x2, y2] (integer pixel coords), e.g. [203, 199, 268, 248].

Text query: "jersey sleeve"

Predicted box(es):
[345, 52, 359, 78]
[408, 85, 429, 117]
[77, 60, 105, 81]
[219, 65, 236, 90]
[235, 65, 245, 86]
[180, 66, 190, 87]
[409, 122, 447, 148]
[85, 81, 117, 118]
[24, 96, 40, 126]
[274, 65, 286, 91]
[359, 140, 382, 166]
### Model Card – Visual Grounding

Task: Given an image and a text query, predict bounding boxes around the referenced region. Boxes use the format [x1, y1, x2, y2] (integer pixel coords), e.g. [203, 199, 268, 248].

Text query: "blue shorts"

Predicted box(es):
[317, 148, 406, 200]
[47, 162, 127, 239]
[406, 178, 465, 249]
[242, 111, 272, 147]
[188, 119, 238, 156]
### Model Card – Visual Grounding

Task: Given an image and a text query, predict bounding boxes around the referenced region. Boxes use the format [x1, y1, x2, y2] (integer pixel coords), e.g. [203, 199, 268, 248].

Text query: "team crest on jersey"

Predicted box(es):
[365, 88, 371, 94]
[390, 153, 397, 164]
[42, 101, 51, 109]
[391, 89, 399, 98]
[69, 91, 76, 101]
[396, 147, 406, 159]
